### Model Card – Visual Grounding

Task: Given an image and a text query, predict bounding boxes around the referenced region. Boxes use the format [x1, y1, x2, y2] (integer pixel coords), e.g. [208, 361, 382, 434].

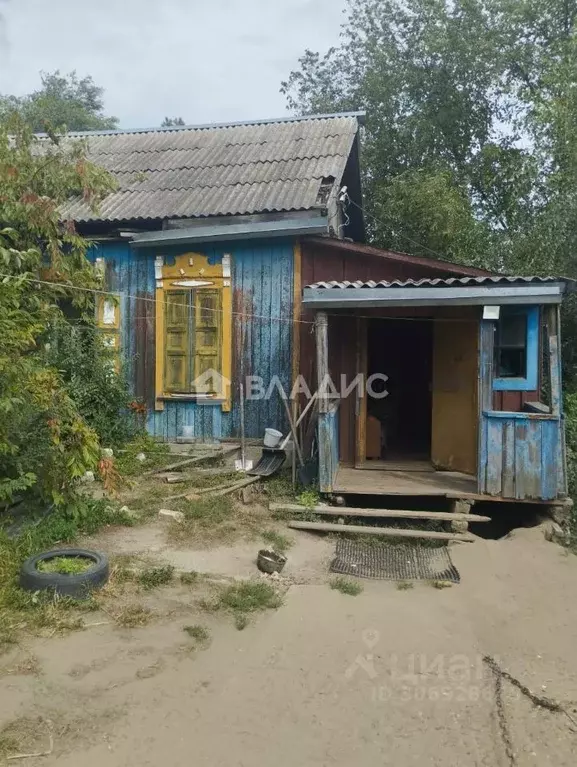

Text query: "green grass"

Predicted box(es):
[202, 580, 283, 629]
[296, 489, 320, 509]
[234, 613, 249, 630]
[113, 604, 152, 628]
[330, 577, 363, 596]
[166, 496, 236, 545]
[183, 624, 210, 642]
[217, 581, 282, 612]
[180, 571, 199, 585]
[0, 498, 135, 640]
[37, 556, 92, 575]
[115, 436, 171, 477]
[396, 581, 414, 591]
[138, 565, 174, 590]
[261, 529, 294, 554]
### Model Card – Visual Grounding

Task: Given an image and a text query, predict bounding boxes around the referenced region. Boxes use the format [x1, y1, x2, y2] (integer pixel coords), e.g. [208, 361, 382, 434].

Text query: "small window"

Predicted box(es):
[493, 307, 539, 391]
[164, 288, 222, 394]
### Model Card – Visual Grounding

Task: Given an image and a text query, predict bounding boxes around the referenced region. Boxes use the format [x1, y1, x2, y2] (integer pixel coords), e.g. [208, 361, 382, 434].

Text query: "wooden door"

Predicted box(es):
[354, 318, 367, 467]
[431, 318, 478, 475]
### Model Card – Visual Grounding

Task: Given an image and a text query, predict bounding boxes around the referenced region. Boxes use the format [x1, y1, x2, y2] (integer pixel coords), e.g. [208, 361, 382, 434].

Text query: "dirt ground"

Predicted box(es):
[2, 521, 577, 766]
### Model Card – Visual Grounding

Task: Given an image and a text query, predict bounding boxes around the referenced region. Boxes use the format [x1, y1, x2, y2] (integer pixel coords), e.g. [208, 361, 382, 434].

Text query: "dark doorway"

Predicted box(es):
[366, 318, 433, 460]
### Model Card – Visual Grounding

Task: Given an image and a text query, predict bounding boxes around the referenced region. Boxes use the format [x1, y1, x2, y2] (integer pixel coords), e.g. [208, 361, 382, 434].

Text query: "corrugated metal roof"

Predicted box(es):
[46, 114, 361, 223]
[306, 276, 574, 289]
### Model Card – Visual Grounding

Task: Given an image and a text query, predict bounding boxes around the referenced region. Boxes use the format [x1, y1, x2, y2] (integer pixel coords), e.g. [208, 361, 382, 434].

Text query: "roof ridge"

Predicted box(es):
[35, 111, 365, 139]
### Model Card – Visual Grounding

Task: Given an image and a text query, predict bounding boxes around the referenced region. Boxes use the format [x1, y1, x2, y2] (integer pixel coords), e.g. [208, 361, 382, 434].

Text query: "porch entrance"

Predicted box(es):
[363, 318, 433, 464]
[354, 313, 479, 477]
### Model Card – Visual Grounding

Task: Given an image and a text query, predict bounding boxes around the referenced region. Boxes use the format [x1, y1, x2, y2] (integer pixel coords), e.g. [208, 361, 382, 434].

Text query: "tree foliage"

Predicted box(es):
[0, 71, 118, 133]
[282, 0, 577, 279]
[161, 116, 186, 127]
[0, 114, 120, 507]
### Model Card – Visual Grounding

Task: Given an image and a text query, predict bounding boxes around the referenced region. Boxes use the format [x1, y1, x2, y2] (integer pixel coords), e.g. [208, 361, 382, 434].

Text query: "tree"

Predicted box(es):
[0, 71, 118, 133]
[281, 0, 577, 275]
[0, 114, 117, 507]
[161, 116, 186, 127]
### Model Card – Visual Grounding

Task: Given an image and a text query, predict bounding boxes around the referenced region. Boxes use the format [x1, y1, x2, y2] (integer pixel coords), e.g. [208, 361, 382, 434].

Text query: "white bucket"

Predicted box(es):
[264, 428, 283, 448]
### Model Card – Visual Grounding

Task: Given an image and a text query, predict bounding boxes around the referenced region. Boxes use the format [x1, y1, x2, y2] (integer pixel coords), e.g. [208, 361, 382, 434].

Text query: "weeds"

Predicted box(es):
[138, 565, 174, 590]
[217, 581, 282, 612]
[261, 529, 294, 554]
[37, 556, 92, 575]
[396, 581, 414, 590]
[296, 489, 320, 509]
[0, 499, 134, 642]
[180, 571, 199, 585]
[113, 604, 152, 628]
[330, 577, 363, 596]
[166, 496, 236, 545]
[431, 580, 453, 589]
[201, 580, 283, 630]
[183, 624, 210, 643]
[234, 613, 249, 631]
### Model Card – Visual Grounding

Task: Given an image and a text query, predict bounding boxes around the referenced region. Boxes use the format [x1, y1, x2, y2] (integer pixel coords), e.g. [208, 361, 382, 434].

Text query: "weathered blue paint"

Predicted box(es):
[318, 407, 339, 493]
[89, 238, 294, 442]
[480, 412, 563, 500]
[493, 306, 539, 391]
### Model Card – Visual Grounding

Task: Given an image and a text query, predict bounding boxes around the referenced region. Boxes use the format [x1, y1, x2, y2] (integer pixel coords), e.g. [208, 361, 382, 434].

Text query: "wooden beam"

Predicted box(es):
[547, 305, 561, 416]
[287, 520, 474, 542]
[270, 503, 490, 522]
[315, 312, 329, 413]
[291, 239, 302, 385]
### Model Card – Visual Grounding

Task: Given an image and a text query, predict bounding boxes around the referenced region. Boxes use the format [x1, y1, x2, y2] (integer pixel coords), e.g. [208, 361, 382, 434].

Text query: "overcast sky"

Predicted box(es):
[0, 0, 347, 129]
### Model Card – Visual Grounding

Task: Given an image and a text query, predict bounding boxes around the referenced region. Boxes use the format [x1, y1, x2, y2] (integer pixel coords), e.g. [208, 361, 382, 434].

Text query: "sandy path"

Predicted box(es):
[2, 527, 577, 766]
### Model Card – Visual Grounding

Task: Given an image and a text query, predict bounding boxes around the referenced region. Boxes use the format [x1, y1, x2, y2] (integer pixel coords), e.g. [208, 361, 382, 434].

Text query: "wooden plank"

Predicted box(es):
[270, 503, 490, 522]
[501, 419, 516, 498]
[287, 520, 474, 542]
[485, 417, 503, 496]
[547, 305, 561, 416]
[316, 312, 329, 413]
[291, 239, 302, 385]
[541, 418, 560, 500]
[144, 445, 238, 475]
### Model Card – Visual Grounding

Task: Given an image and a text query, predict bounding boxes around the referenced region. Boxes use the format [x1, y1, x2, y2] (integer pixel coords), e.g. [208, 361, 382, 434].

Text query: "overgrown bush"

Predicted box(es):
[43, 318, 139, 448]
[0, 114, 118, 509]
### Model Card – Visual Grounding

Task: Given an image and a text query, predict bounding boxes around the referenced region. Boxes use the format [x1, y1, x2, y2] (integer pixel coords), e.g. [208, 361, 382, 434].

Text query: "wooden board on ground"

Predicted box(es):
[287, 520, 474, 542]
[270, 503, 490, 523]
[144, 445, 239, 476]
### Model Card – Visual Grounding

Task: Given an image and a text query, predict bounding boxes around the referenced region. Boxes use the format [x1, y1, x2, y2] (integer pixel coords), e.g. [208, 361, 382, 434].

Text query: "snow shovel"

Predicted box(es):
[248, 393, 317, 477]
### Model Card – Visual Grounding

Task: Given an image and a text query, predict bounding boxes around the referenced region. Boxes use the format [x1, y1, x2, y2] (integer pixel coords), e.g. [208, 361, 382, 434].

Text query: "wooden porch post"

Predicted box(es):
[547, 305, 562, 416]
[315, 312, 329, 413]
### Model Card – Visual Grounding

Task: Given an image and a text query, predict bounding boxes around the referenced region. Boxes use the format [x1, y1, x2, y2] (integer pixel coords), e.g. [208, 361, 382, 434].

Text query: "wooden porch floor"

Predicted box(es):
[333, 466, 478, 499]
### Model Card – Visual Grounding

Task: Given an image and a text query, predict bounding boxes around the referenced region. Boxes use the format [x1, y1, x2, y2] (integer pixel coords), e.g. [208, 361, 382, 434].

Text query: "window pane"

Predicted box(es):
[496, 348, 526, 378]
[499, 314, 527, 348]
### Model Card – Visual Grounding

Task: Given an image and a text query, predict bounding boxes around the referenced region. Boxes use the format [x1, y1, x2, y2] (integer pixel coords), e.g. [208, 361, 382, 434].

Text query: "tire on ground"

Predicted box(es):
[19, 549, 110, 598]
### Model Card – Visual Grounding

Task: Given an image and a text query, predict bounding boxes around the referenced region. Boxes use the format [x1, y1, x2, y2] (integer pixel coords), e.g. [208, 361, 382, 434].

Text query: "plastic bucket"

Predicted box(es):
[264, 428, 283, 448]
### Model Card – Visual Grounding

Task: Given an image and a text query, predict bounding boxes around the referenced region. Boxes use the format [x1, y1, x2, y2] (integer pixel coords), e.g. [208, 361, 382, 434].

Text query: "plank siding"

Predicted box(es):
[479, 413, 564, 500]
[89, 239, 294, 441]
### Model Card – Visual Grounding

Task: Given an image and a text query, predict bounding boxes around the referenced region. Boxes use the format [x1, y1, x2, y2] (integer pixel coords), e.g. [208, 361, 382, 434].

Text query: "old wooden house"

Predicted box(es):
[61, 112, 573, 505]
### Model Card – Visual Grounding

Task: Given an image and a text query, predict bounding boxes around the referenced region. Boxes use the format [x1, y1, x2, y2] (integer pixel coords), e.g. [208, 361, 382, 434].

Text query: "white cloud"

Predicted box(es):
[0, 0, 346, 128]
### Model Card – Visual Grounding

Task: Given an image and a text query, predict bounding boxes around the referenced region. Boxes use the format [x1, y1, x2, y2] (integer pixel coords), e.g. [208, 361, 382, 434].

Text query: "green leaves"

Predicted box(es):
[282, 0, 577, 279]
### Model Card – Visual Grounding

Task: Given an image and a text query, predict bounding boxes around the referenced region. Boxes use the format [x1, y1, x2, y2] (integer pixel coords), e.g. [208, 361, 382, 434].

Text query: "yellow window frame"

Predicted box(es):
[155, 252, 232, 411]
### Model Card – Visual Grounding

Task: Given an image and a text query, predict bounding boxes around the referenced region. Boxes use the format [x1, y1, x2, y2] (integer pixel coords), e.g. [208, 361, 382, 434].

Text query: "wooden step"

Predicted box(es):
[287, 520, 474, 542]
[270, 503, 490, 523]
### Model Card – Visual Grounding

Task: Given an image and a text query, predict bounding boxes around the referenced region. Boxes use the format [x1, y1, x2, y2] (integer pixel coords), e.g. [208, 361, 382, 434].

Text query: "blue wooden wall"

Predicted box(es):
[88, 239, 294, 441]
[479, 412, 563, 500]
